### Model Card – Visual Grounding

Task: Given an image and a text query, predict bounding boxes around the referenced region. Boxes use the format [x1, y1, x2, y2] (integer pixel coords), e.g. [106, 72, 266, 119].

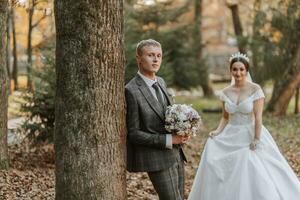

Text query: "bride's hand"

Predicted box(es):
[250, 138, 260, 151]
[209, 130, 219, 138]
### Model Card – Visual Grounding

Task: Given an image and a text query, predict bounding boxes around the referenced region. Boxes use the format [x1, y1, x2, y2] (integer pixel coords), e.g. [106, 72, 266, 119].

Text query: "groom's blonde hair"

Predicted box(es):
[136, 39, 161, 56]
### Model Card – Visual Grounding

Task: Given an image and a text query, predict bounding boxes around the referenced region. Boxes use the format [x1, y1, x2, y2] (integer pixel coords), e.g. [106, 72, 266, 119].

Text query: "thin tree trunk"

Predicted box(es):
[27, 0, 34, 91]
[11, 7, 18, 90]
[227, 2, 246, 54]
[251, 0, 263, 84]
[6, 4, 11, 80]
[253, 0, 261, 37]
[0, 0, 9, 170]
[295, 85, 299, 114]
[266, 46, 300, 116]
[194, 0, 214, 96]
[201, 83, 214, 96]
[6, 3, 11, 95]
[194, 0, 202, 59]
[27, 0, 48, 91]
[54, 0, 126, 199]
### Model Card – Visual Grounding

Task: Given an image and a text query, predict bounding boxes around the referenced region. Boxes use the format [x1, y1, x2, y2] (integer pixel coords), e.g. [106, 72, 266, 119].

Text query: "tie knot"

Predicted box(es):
[152, 82, 159, 89]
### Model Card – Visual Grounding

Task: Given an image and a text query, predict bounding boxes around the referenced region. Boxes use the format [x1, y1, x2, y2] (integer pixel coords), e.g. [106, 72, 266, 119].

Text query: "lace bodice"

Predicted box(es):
[218, 89, 265, 125]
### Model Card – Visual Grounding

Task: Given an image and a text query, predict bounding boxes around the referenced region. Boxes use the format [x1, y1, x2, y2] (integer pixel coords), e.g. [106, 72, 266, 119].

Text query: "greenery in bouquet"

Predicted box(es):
[165, 104, 201, 136]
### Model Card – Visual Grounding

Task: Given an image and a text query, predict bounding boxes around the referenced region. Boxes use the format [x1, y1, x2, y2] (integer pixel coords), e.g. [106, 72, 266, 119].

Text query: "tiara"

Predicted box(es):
[229, 52, 249, 63]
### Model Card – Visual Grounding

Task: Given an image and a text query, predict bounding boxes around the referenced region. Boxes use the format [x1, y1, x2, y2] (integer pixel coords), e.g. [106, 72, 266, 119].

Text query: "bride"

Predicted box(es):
[188, 52, 300, 200]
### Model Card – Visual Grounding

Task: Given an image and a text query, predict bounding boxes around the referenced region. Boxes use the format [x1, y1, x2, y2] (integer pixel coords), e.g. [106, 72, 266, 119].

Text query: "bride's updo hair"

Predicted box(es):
[229, 57, 250, 72]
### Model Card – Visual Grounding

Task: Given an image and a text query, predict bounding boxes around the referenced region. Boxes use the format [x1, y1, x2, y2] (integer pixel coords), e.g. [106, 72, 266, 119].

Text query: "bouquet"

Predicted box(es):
[165, 104, 201, 136]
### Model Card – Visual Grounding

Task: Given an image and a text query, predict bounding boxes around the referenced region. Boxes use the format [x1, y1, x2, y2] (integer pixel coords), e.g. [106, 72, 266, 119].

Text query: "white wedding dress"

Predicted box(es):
[188, 88, 300, 200]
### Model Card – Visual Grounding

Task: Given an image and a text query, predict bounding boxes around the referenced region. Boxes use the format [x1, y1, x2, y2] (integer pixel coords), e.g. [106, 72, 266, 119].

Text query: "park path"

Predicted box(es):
[7, 117, 26, 146]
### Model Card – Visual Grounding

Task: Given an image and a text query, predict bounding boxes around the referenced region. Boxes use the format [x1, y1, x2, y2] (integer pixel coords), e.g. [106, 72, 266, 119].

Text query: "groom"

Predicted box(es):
[125, 39, 188, 200]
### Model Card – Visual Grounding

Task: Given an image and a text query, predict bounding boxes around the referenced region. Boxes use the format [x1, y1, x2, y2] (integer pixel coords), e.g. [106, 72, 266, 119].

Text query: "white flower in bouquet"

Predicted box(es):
[165, 104, 201, 136]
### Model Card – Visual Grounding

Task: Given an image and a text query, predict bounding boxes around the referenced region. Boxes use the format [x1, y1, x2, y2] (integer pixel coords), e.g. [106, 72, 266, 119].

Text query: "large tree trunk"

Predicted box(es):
[227, 1, 246, 54]
[266, 46, 300, 116]
[194, 0, 214, 96]
[11, 7, 18, 90]
[0, 0, 9, 170]
[54, 1, 126, 199]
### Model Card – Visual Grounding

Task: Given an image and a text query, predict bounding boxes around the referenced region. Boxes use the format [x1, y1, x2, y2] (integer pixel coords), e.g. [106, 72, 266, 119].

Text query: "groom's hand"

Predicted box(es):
[172, 135, 190, 144]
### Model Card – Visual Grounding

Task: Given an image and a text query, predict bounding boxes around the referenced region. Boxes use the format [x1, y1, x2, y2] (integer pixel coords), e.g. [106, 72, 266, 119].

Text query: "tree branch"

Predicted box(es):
[32, 12, 47, 28]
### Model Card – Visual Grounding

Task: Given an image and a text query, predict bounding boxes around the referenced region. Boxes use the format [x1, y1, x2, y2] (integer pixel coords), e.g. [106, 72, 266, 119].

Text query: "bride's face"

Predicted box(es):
[231, 61, 247, 82]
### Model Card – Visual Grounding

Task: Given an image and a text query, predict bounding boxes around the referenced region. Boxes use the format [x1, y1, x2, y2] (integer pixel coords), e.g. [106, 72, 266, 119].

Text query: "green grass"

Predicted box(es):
[175, 96, 221, 111]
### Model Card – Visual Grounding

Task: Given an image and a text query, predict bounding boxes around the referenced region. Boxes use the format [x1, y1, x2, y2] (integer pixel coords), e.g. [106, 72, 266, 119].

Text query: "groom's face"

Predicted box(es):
[137, 45, 162, 77]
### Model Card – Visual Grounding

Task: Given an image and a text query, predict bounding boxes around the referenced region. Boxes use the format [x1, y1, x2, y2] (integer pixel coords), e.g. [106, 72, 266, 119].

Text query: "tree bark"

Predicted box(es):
[0, 0, 9, 170]
[294, 85, 299, 114]
[27, 0, 49, 90]
[11, 7, 18, 90]
[251, 0, 264, 85]
[201, 83, 214, 96]
[194, 0, 202, 59]
[6, 4, 11, 80]
[266, 46, 300, 116]
[252, 0, 261, 37]
[194, 0, 214, 96]
[27, 0, 34, 90]
[54, 1, 126, 199]
[227, 2, 246, 54]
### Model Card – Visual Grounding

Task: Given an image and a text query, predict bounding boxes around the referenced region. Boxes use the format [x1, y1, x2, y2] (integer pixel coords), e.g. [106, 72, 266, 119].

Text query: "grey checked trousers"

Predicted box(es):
[148, 156, 185, 200]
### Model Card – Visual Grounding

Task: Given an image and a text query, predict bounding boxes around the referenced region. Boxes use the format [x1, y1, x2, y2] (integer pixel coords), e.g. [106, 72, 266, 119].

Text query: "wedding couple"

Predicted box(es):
[125, 39, 300, 200]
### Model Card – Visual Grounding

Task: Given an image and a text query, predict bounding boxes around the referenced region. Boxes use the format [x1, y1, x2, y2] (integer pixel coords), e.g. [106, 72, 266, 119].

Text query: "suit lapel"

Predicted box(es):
[135, 75, 165, 121]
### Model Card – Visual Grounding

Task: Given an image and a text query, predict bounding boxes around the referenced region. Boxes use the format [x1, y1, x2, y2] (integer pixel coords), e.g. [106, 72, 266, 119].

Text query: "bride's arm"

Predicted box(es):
[250, 98, 264, 150]
[209, 102, 229, 137]
[253, 98, 264, 139]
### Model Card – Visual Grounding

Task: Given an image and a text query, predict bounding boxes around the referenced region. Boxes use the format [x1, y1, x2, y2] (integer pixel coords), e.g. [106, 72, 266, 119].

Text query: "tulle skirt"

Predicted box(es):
[188, 124, 300, 200]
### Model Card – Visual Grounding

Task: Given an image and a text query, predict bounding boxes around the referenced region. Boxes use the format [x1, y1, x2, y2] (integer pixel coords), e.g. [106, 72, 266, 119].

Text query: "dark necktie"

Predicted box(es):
[152, 82, 166, 111]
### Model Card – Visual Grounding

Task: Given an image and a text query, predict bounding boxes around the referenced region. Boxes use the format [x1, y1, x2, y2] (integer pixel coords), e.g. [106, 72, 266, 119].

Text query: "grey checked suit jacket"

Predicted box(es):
[125, 74, 186, 172]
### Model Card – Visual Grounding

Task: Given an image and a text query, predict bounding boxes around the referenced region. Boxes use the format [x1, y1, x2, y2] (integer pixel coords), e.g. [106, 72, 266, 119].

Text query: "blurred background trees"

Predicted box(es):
[21, 42, 55, 143]
[3, 0, 300, 145]
[248, 0, 300, 115]
[125, 0, 213, 94]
